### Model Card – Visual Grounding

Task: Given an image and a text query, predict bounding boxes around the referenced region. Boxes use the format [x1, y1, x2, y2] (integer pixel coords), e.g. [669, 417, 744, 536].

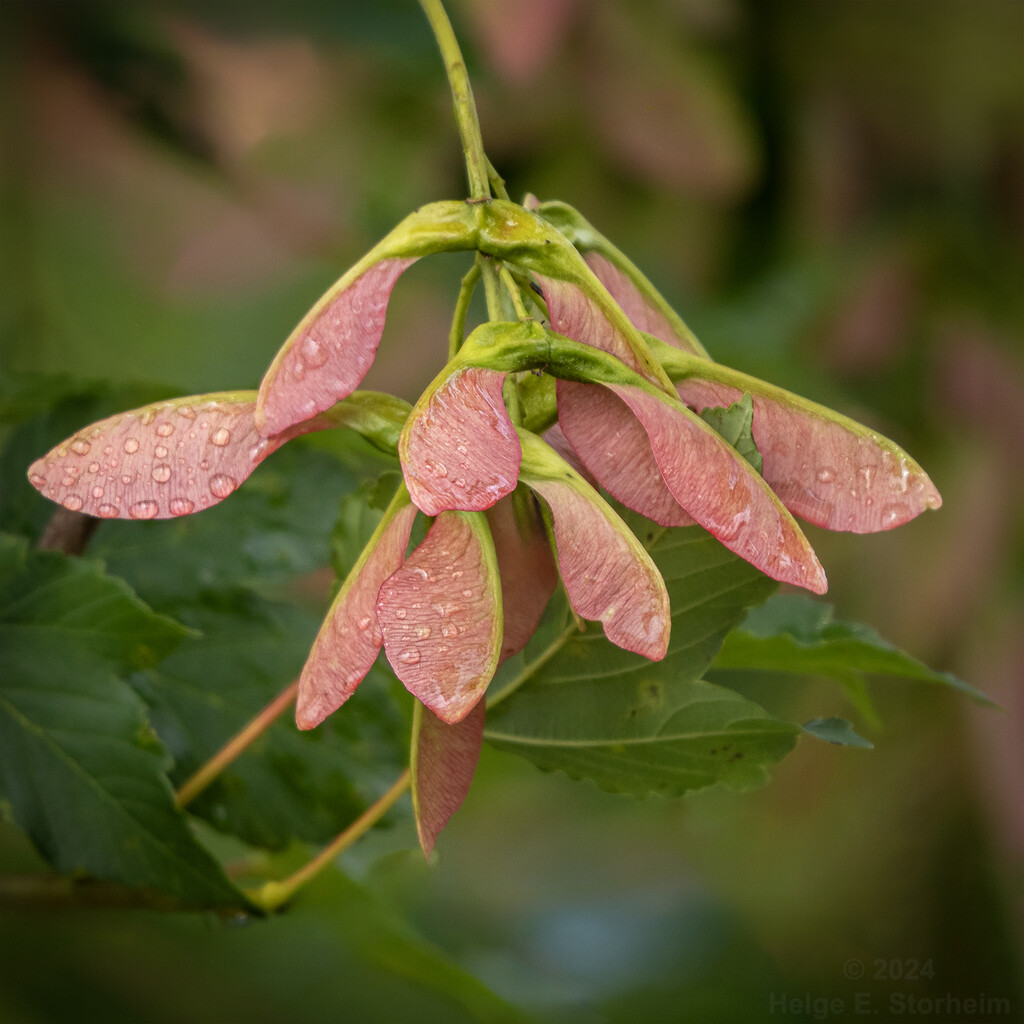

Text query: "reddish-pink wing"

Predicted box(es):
[295, 502, 418, 730]
[400, 367, 520, 516]
[675, 379, 942, 533]
[486, 494, 558, 662]
[527, 476, 670, 660]
[584, 252, 701, 354]
[257, 257, 417, 437]
[411, 699, 485, 858]
[534, 273, 645, 373]
[607, 383, 827, 593]
[556, 381, 695, 527]
[376, 512, 502, 724]
[26, 394, 316, 521]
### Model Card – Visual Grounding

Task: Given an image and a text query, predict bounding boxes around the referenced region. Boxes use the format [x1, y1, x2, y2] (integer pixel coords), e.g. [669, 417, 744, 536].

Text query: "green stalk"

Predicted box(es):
[418, 0, 491, 200]
[175, 680, 298, 808]
[247, 770, 411, 912]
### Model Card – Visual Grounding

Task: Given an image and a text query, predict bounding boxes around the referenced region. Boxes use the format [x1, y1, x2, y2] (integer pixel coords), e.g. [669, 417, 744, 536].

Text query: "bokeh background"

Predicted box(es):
[1, 1, 1021, 1021]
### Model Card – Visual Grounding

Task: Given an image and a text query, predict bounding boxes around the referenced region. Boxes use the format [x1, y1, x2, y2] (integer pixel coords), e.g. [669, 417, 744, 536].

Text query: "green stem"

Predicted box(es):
[247, 770, 411, 912]
[418, 0, 491, 200]
[449, 261, 481, 359]
[175, 681, 298, 808]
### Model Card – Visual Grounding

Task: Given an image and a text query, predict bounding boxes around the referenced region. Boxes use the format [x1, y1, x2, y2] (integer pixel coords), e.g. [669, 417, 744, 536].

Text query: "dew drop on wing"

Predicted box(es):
[129, 500, 159, 519]
[209, 474, 237, 499]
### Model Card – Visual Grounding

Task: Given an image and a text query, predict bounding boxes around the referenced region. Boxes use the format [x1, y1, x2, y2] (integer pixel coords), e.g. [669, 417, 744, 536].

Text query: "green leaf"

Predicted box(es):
[802, 716, 874, 748]
[132, 592, 409, 851]
[699, 392, 763, 474]
[0, 533, 244, 907]
[484, 526, 797, 795]
[711, 592, 992, 704]
[288, 862, 537, 1024]
[91, 435, 390, 607]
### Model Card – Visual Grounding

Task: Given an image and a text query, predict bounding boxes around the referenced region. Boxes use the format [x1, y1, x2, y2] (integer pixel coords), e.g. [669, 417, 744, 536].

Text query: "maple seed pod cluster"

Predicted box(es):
[28, 197, 941, 855]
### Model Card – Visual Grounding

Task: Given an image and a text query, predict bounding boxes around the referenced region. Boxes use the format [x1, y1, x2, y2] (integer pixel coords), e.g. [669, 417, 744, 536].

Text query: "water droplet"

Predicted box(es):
[199, 459, 209, 471]
[123, 438, 140, 454]
[29, 472, 46, 487]
[103, 445, 114, 456]
[169, 497, 195, 516]
[70, 439, 91, 456]
[96, 503, 120, 518]
[816, 467, 836, 483]
[153, 444, 168, 459]
[151, 464, 172, 483]
[412, 567, 429, 581]
[456, 444, 468, 455]
[357, 616, 373, 631]
[399, 649, 421, 665]
[129, 500, 159, 519]
[61, 476, 75, 488]
[155, 422, 174, 437]
[87, 462, 99, 474]
[858, 465, 875, 489]
[209, 474, 237, 499]
[61, 494, 83, 511]
[139, 409, 156, 426]
[292, 360, 306, 381]
[395, 608, 407, 619]
[92, 486, 104, 499]
[461, 589, 473, 599]
[415, 625, 432, 639]
[442, 624, 461, 639]
[210, 427, 231, 447]
[454, 477, 466, 488]
[301, 334, 329, 368]
[177, 405, 196, 420]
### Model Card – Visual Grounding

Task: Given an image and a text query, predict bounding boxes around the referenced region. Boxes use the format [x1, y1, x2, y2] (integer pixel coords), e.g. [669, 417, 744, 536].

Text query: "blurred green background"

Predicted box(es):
[1, 1, 1021, 1021]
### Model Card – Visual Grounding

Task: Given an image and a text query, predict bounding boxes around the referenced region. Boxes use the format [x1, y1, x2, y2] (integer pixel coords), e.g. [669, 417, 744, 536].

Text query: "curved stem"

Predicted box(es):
[247, 769, 411, 912]
[418, 0, 491, 200]
[175, 680, 298, 808]
[449, 261, 481, 359]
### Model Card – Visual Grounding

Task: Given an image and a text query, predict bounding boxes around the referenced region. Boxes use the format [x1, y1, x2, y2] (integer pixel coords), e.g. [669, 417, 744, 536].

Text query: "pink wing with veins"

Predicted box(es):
[27, 394, 320, 521]
[295, 502, 418, 731]
[257, 257, 417, 437]
[675, 379, 942, 533]
[411, 699, 485, 858]
[377, 511, 502, 724]
[400, 367, 520, 516]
